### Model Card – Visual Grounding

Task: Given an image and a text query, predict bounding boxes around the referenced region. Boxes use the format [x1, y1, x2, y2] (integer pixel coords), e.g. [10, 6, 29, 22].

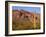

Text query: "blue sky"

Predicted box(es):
[12, 6, 40, 13]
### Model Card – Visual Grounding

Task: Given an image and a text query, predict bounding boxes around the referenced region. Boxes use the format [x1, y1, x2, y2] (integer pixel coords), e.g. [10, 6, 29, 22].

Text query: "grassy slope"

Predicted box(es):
[12, 10, 40, 30]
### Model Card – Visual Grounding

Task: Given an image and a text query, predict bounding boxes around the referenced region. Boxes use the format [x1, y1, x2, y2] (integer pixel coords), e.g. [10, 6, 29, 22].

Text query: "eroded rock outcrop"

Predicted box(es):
[12, 9, 40, 30]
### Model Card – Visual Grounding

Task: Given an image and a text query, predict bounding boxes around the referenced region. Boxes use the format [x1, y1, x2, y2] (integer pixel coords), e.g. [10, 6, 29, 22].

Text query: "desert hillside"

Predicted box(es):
[12, 9, 40, 30]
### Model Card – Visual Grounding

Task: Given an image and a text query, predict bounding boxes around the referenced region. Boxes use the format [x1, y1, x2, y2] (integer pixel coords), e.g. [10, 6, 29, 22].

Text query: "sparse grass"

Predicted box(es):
[12, 18, 40, 30]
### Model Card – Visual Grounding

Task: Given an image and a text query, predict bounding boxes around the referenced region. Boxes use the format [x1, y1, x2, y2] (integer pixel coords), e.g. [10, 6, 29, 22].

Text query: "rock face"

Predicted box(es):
[12, 9, 40, 30]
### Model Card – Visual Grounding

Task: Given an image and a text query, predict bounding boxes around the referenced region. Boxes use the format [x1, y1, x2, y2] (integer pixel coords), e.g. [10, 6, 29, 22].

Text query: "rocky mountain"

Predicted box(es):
[12, 9, 40, 30]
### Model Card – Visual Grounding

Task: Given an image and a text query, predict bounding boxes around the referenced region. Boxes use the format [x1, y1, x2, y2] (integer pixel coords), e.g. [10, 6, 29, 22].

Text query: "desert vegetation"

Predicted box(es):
[12, 9, 40, 30]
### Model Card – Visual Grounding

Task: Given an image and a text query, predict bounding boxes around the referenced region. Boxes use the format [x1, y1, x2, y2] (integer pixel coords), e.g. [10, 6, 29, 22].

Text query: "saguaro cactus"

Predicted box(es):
[34, 14, 36, 29]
